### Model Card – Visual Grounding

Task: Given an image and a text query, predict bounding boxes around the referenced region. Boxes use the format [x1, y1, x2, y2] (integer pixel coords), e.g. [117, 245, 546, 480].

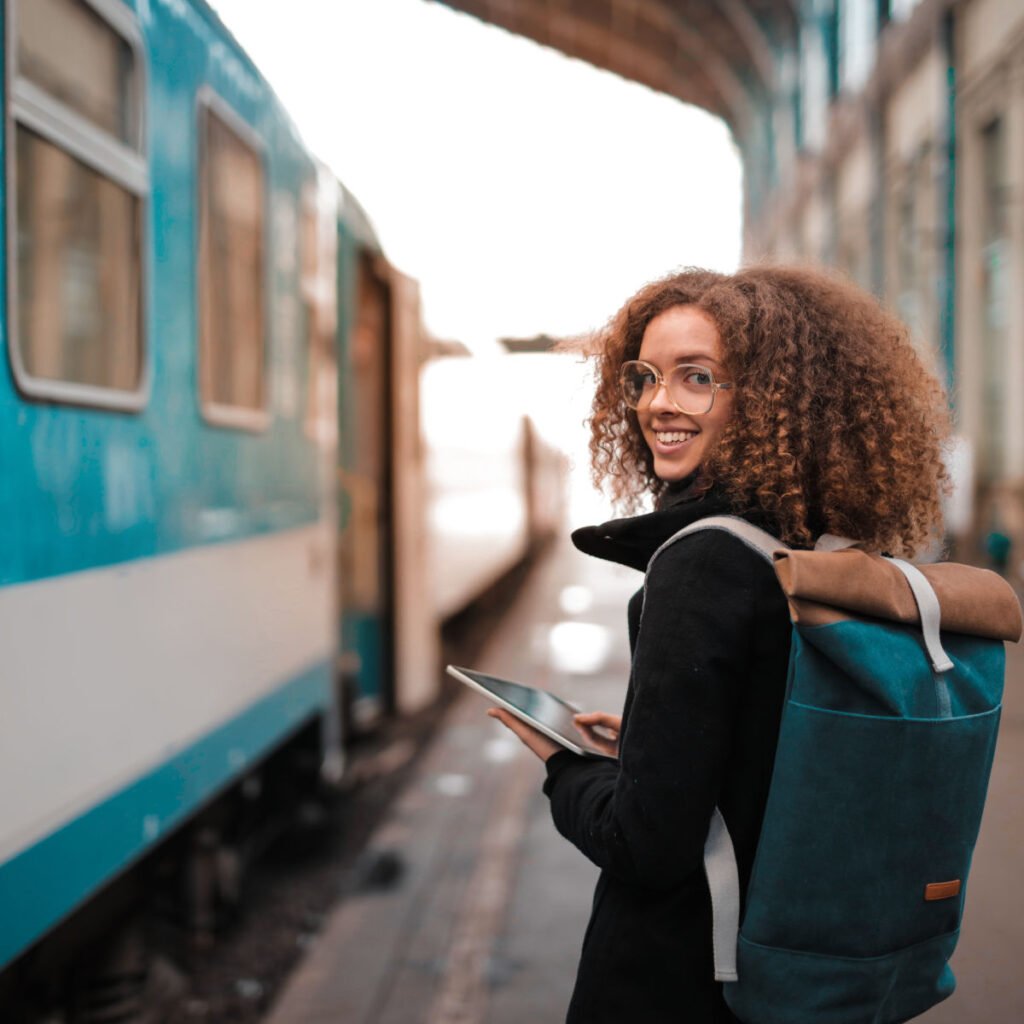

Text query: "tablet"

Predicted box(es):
[447, 664, 607, 758]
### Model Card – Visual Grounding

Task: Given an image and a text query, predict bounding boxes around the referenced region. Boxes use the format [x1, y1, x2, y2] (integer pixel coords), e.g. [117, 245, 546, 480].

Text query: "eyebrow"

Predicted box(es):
[671, 354, 722, 367]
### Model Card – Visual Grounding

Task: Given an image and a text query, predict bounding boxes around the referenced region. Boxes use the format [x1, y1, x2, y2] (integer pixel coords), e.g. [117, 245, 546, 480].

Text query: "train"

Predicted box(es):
[0, 0, 563, 1015]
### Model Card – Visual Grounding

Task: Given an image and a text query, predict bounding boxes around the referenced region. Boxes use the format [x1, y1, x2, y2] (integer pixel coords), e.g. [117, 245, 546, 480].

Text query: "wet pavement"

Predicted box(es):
[266, 538, 1024, 1024]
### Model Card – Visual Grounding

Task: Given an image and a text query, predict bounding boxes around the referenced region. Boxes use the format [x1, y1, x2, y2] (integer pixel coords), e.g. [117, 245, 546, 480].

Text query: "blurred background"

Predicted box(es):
[2, 0, 1022, 1021]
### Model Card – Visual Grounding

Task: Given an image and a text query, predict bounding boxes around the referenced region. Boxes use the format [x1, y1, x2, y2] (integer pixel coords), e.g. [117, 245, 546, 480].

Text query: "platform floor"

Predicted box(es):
[266, 538, 1024, 1024]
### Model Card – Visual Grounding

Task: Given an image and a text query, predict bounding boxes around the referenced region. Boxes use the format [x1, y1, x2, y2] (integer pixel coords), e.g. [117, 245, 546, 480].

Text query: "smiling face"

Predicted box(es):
[635, 305, 734, 483]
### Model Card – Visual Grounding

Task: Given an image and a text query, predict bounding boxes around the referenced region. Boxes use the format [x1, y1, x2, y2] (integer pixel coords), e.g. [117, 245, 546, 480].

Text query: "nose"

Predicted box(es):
[646, 378, 676, 415]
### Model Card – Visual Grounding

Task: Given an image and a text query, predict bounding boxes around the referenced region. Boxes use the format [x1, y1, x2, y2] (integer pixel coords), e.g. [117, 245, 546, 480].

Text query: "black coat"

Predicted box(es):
[543, 483, 794, 1023]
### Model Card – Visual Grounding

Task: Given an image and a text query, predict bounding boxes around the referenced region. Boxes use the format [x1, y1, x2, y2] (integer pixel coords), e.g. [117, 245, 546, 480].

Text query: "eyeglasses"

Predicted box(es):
[619, 360, 735, 416]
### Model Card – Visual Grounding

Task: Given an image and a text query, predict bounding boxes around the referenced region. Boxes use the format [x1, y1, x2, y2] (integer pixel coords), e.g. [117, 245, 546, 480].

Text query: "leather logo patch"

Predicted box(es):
[925, 880, 962, 901]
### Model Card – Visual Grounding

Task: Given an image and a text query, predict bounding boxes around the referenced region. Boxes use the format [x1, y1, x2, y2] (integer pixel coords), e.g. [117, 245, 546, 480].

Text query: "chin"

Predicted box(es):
[654, 457, 698, 482]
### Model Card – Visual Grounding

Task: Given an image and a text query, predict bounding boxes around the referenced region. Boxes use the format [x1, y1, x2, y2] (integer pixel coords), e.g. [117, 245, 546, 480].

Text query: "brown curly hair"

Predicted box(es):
[589, 264, 952, 556]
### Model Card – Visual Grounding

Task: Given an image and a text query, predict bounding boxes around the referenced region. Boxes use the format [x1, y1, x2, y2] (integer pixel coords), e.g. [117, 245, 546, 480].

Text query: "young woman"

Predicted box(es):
[488, 265, 952, 1023]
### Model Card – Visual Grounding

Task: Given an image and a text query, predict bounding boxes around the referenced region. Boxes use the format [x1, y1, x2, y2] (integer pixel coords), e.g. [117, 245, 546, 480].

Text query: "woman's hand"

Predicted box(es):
[572, 711, 622, 758]
[487, 708, 562, 762]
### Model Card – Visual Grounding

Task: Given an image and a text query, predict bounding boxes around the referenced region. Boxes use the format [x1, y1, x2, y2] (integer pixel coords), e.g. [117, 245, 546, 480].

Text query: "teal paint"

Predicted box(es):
[344, 612, 387, 705]
[0, 661, 331, 971]
[823, 0, 841, 99]
[0, 0, 325, 590]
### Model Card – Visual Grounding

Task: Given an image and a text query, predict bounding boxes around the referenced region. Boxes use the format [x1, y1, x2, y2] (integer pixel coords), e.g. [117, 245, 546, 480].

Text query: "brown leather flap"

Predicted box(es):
[772, 549, 1023, 642]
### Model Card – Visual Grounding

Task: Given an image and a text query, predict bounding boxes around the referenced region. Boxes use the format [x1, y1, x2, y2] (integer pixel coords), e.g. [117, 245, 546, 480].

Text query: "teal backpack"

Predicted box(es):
[651, 516, 1022, 1024]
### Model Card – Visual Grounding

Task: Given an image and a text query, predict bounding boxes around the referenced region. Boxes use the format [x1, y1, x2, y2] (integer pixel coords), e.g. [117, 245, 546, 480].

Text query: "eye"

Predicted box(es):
[627, 368, 657, 388]
[681, 366, 713, 387]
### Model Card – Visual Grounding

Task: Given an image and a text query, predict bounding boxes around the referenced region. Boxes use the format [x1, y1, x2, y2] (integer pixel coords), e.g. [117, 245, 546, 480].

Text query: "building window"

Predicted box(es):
[893, 146, 934, 349]
[980, 117, 1008, 482]
[896, 176, 919, 333]
[8, 0, 147, 407]
[840, 0, 877, 94]
[799, 17, 829, 151]
[889, 0, 922, 22]
[197, 93, 267, 426]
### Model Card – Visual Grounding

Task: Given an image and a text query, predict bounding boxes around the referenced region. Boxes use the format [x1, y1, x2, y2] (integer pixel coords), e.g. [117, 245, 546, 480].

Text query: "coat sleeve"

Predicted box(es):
[542, 532, 761, 890]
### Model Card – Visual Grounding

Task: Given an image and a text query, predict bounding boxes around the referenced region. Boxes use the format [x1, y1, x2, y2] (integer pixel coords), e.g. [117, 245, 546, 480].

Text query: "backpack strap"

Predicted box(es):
[887, 558, 955, 674]
[657, 514, 791, 564]
[703, 807, 740, 981]
[647, 515, 788, 982]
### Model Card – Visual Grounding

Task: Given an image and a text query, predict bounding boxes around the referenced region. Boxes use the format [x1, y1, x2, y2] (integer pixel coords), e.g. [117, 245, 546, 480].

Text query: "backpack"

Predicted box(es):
[647, 515, 1022, 1024]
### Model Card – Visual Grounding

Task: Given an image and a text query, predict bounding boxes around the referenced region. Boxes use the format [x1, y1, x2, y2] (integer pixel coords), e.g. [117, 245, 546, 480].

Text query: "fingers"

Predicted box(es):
[573, 713, 621, 750]
[577, 732, 618, 757]
[571, 720, 620, 758]
[573, 711, 622, 731]
[486, 708, 561, 762]
[487, 707, 529, 737]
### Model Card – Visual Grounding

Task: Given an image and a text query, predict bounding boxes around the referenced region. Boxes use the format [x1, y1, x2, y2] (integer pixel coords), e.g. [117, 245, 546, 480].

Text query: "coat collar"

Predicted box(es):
[571, 476, 740, 572]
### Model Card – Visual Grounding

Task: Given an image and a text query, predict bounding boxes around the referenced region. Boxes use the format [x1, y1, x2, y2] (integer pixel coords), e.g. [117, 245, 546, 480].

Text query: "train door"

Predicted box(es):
[389, 270, 440, 714]
[338, 251, 395, 726]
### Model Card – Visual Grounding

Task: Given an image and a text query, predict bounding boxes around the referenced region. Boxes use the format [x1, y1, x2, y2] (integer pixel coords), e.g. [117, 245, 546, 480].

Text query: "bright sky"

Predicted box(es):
[209, 0, 743, 350]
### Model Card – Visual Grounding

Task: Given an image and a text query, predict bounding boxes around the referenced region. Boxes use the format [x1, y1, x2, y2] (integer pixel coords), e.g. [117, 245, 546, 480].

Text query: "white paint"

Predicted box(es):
[0, 522, 335, 866]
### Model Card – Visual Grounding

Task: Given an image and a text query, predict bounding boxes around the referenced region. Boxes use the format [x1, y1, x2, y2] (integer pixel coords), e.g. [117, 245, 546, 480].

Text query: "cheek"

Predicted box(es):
[703, 409, 733, 449]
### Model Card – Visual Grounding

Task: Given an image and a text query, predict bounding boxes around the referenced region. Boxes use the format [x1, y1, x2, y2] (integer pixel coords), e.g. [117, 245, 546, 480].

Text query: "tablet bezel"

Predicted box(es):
[447, 664, 606, 758]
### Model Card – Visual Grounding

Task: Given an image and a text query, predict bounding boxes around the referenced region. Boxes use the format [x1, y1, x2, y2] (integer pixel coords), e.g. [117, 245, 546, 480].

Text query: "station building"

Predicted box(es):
[441, 0, 1024, 561]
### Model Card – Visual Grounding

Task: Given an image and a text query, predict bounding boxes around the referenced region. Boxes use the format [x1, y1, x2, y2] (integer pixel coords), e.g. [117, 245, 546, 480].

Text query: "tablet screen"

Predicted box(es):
[447, 665, 606, 757]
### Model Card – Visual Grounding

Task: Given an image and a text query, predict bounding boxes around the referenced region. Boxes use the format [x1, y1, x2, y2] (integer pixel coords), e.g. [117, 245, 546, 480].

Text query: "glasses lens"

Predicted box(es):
[620, 362, 656, 408]
[668, 364, 715, 415]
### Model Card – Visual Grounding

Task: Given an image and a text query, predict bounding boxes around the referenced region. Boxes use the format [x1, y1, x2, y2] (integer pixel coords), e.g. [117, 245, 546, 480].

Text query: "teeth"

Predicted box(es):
[656, 431, 697, 444]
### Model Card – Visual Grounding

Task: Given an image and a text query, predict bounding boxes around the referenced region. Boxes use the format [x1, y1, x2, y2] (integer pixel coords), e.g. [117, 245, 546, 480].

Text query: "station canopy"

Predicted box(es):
[436, 0, 799, 132]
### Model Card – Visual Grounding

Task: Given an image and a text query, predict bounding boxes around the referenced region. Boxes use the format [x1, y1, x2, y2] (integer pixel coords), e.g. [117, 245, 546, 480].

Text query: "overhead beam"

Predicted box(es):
[435, 0, 774, 133]
[715, 0, 780, 87]
[644, 0, 756, 129]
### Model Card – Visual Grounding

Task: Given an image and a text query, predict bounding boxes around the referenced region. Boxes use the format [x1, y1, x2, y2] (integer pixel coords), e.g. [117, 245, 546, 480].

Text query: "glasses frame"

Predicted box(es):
[619, 359, 735, 416]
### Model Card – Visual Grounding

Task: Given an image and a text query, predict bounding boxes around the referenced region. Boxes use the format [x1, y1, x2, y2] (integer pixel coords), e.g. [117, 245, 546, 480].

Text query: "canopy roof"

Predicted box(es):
[437, 0, 799, 132]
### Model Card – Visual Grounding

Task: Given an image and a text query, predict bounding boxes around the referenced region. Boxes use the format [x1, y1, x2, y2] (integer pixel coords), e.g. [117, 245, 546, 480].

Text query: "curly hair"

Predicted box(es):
[589, 264, 952, 557]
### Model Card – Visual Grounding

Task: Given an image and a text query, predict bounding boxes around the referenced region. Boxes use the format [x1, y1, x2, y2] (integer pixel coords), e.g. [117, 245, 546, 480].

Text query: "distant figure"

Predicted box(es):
[488, 266, 951, 1023]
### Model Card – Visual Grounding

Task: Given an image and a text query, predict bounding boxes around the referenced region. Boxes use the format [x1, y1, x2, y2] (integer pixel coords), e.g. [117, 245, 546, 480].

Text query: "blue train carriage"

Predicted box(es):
[334, 184, 441, 732]
[0, 0, 341, 985]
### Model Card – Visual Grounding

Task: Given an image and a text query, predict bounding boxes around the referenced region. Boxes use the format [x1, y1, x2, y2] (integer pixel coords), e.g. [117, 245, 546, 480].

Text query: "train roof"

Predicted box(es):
[337, 181, 384, 255]
[194, 3, 384, 258]
[188, 0, 315, 159]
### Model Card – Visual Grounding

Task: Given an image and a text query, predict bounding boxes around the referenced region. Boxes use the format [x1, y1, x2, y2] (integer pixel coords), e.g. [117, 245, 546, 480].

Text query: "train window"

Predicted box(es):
[16, 127, 142, 390]
[17, 0, 140, 146]
[7, 0, 148, 408]
[197, 94, 268, 427]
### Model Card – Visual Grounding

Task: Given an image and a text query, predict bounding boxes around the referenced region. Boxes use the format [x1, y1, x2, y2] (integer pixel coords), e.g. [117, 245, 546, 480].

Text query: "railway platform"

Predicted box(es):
[265, 536, 1024, 1024]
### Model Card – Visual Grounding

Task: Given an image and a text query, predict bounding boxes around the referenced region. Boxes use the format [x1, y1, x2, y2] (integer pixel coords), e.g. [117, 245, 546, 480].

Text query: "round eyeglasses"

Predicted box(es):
[619, 360, 735, 416]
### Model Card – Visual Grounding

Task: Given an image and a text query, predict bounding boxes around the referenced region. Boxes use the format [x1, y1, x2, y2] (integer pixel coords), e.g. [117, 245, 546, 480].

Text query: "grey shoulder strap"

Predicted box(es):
[888, 558, 954, 674]
[646, 515, 789, 983]
[650, 514, 789, 568]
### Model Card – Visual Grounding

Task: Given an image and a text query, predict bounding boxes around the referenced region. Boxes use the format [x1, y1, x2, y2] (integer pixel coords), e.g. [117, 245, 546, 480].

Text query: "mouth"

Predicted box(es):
[652, 429, 698, 453]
